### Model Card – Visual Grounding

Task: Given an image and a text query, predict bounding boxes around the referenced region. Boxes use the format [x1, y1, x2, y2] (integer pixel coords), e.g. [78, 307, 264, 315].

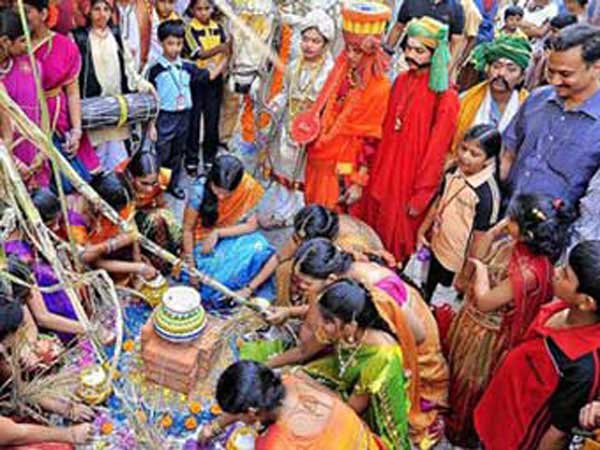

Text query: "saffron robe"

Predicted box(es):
[304, 54, 391, 213]
[360, 70, 459, 262]
[474, 300, 600, 450]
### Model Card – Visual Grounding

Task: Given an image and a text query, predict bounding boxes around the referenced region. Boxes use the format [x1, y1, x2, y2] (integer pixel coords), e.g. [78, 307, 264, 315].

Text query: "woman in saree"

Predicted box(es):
[182, 154, 275, 310]
[0, 286, 95, 449]
[266, 238, 448, 449]
[0, 9, 50, 190]
[33, 178, 158, 287]
[236, 203, 394, 306]
[23, 0, 101, 191]
[445, 193, 575, 447]
[125, 150, 182, 275]
[197, 360, 386, 449]
[4, 209, 115, 346]
[300, 279, 411, 450]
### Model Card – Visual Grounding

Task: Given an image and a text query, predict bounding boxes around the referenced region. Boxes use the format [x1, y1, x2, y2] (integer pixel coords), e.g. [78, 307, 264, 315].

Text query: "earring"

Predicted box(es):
[341, 334, 357, 349]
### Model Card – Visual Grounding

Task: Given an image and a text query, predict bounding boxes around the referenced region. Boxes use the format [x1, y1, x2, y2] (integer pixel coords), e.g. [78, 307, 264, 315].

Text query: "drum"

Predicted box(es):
[81, 93, 158, 130]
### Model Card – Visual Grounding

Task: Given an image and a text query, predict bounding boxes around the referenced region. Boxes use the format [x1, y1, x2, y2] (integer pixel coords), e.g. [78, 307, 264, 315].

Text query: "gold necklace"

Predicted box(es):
[336, 330, 367, 377]
[287, 56, 325, 120]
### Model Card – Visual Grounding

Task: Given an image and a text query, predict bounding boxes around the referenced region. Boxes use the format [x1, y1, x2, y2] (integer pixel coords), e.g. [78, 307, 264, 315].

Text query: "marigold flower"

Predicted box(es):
[100, 421, 113, 435]
[185, 416, 198, 430]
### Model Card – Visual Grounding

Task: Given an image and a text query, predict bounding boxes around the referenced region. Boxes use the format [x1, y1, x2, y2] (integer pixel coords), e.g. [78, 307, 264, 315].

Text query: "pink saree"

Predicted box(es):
[33, 32, 99, 174]
[1, 55, 51, 189]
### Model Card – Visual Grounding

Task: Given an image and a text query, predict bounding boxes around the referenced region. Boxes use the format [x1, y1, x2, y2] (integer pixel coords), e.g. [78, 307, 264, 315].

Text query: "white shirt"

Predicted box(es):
[117, 3, 142, 71]
[523, 1, 559, 27]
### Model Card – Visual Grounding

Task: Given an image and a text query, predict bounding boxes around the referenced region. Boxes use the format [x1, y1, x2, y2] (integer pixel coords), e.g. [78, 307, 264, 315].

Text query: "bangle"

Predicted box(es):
[211, 420, 223, 435]
[349, 170, 369, 187]
[105, 239, 113, 254]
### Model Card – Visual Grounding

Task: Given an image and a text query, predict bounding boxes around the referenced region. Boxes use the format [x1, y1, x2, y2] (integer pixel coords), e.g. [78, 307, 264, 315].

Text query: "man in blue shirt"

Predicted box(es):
[501, 23, 600, 217]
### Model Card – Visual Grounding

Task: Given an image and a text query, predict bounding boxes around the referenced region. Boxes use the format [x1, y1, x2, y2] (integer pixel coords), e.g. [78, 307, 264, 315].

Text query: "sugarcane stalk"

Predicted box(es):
[0, 89, 266, 315]
[0, 144, 114, 369]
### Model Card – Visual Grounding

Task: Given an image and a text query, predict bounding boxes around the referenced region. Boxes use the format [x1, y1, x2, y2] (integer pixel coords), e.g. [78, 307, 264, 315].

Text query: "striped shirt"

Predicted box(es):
[184, 18, 225, 69]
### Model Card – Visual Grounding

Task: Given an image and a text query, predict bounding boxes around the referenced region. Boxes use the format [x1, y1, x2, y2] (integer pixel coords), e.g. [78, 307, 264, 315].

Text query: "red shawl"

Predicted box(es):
[475, 301, 600, 450]
[504, 243, 553, 348]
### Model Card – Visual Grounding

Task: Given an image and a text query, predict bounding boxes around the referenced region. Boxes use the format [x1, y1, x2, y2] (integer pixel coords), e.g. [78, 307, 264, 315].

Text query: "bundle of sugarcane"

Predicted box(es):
[81, 93, 158, 130]
[0, 144, 120, 375]
[0, 88, 266, 316]
[0, 332, 81, 422]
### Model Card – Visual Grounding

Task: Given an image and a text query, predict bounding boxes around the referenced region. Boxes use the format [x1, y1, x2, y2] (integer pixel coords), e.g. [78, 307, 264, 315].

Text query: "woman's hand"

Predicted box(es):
[264, 306, 290, 326]
[202, 230, 220, 254]
[416, 226, 430, 250]
[147, 122, 158, 142]
[69, 403, 95, 422]
[197, 421, 221, 444]
[342, 184, 363, 206]
[580, 401, 600, 430]
[66, 128, 82, 155]
[469, 257, 487, 274]
[97, 325, 116, 346]
[234, 286, 254, 300]
[67, 423, 94, 444]
[490, 217, 510, 239]
[138, 79, 156, 95]
[139, 263, 158, 281]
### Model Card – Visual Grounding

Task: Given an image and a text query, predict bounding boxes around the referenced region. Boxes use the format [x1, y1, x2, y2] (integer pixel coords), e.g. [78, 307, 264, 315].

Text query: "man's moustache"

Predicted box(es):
[491, 76, 510, 90]
[406, 57, 431, 69]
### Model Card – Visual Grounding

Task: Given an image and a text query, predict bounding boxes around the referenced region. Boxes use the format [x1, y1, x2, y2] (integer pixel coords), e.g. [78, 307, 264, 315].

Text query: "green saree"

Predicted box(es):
[304, 344, 410, 450]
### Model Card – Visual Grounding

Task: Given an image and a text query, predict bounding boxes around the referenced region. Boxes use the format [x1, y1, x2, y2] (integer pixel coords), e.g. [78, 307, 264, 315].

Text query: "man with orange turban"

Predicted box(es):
[360, 16, 460, 264]
[291, 0, 392, 214]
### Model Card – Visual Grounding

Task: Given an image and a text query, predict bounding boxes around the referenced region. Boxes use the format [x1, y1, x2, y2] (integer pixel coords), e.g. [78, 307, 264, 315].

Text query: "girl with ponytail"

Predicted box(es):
[446, 193, 575, 447]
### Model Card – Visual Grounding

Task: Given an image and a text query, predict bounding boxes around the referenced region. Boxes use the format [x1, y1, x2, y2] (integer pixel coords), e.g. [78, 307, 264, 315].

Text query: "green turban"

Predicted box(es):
[406, 16, 451, 93]
[470, 35, 533, 72]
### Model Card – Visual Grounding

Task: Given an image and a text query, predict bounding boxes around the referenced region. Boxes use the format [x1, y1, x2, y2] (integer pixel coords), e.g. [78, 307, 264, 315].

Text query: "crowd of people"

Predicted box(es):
[1, 0, 600, 448]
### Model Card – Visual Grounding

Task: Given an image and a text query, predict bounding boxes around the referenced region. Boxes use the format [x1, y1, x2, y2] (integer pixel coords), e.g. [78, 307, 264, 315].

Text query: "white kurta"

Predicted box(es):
[260, 52, 334, 225]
